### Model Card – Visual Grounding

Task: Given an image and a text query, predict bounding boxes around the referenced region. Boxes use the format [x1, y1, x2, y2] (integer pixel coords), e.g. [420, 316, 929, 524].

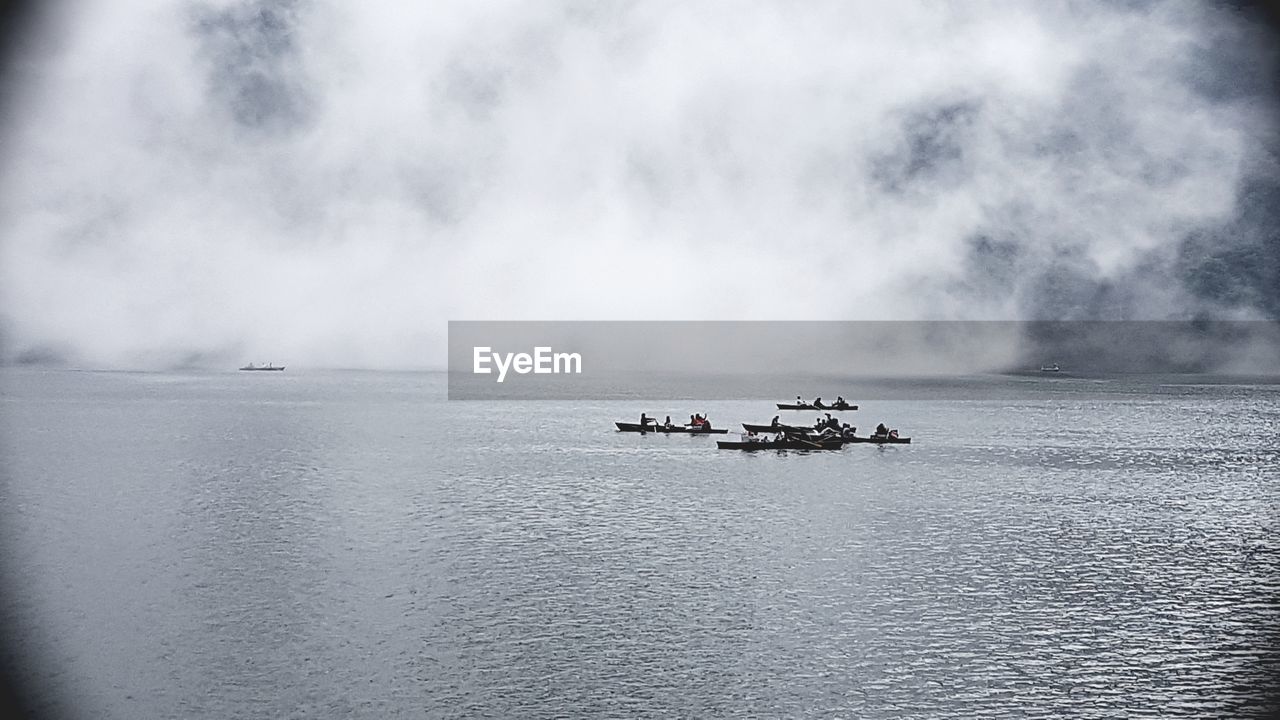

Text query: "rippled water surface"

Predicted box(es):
[1, 369, 1277, 718]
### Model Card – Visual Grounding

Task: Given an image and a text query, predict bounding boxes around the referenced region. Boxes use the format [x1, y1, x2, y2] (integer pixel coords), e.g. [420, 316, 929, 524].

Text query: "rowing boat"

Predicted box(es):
[742, 422, 812, 433]
[717, 438, 844, 450]
[615, 422, 728, 434]
[845, 435, 911, 444]
[776, 403, 857, 411]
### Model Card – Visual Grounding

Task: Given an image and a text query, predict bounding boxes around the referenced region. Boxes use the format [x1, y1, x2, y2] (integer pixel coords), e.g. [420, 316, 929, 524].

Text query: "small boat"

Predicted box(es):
[1039, 363, 1060, 372]
[615, 422, 728, 434]
[718, 437, 844, 450]
[776, 403, 857, 411]
[240, 362, 285, 371]
[845, 435, 911, 444]
[742, 422, 813, 433]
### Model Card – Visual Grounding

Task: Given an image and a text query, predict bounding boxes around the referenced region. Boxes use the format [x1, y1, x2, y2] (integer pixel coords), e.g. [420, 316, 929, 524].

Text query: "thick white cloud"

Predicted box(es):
[0, 0, 1271, 368]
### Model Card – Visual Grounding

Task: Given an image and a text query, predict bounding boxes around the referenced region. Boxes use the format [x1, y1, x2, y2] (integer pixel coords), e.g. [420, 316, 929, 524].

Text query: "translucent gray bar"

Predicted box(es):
[447, 321, 1280, 400]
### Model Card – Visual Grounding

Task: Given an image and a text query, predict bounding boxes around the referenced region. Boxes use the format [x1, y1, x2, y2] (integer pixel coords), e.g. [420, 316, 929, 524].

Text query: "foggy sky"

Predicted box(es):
[1, 0, 1277, 369]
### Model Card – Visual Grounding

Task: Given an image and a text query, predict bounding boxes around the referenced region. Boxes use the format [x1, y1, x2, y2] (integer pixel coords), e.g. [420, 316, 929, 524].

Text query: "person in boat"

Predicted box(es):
[796, 395, 805, 407]
[835, 395, 846, 408]
[770, 415, 780, 427]
[813, 397, 824, 409]
[689, 414, 697, 426]
[874, 422, 888, 437]
[888, 429, 899, 439]
[640, 412, 652, 426]
[664, 415, 672, 427]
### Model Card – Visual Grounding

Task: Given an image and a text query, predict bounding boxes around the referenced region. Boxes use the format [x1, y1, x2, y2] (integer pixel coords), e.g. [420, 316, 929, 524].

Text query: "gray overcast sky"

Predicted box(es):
[1, 0, 1277, 369]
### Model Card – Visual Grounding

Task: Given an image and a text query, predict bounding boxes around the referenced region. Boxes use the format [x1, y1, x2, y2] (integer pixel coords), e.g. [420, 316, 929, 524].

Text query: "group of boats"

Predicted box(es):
[239, 362, 285, 371]
[615, 397, 910, 452]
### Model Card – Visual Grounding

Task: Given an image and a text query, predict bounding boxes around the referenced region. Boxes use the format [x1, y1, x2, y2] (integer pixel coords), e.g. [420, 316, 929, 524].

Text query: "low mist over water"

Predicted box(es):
[2, 1, 1279, 368]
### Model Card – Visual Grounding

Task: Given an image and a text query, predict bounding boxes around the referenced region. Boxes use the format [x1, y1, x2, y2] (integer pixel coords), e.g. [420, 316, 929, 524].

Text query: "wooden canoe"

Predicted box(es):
[776, 403, 857, 411]
[615, 422, 728, 434]
[741, 422, 813, 433]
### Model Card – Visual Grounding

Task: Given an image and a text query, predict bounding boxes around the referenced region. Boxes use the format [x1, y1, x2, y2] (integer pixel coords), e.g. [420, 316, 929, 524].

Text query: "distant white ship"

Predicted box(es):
[1039, 363, 1061, 373]
[239, 362, 285, 371]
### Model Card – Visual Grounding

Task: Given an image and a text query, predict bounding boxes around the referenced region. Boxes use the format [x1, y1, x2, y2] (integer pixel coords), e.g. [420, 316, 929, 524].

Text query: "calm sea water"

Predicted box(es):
[1, 368, 1277, 718]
